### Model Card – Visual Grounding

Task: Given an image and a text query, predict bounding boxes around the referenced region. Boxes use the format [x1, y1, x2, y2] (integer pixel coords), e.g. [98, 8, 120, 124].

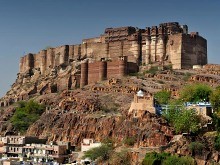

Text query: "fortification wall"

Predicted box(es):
[80, 57, 128, 87]
[83, 42, 108, 59]
[181, 33, 207, 68]
[80, 62, 88, 87]
[19, 53, 35, 73]
[19, 45, 70, 74]
[88, 62, 100, 84]
[107, 61, 121, 79]
[18, 22, 207, 76]
[167, 34, 182, 69]
[87, 61, 108, 84]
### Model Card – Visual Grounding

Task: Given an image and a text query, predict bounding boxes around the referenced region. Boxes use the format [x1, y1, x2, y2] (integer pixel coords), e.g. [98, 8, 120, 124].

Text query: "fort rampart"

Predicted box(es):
[19, 22, 207, 75]
[0, 22, 208, 107]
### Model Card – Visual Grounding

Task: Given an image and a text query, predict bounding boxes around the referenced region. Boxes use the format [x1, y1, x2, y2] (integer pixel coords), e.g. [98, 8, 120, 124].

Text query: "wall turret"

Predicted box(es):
[80, 60, 89, 88]
[118, 56, 127, 77]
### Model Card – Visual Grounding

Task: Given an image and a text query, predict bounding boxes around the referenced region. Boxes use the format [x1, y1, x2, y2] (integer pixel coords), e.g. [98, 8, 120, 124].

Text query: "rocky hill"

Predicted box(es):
[1, 63, 220, 139]
[0, 22, 219, 163]
[1, 62, 220, 164]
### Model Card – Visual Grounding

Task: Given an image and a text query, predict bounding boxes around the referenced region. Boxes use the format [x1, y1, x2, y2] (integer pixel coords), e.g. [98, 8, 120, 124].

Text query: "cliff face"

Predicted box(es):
[27, 111, 173, 147]
[0, 77, 174, 148]
[1, 61, 220, 163]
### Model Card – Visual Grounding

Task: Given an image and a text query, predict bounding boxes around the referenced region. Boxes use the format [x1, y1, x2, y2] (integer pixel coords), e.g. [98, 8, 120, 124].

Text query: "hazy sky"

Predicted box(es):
[0, 0, 220, 97]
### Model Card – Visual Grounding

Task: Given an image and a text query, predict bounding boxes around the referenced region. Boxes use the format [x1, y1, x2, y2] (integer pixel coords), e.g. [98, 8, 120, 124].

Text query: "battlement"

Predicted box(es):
[104, 26, 137, 34]
[80, 56, 135, 87]
[144, 22, 187, 36]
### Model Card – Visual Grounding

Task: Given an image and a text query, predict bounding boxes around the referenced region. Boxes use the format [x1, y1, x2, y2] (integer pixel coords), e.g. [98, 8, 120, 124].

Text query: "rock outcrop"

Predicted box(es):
[27, 111, 173, 148]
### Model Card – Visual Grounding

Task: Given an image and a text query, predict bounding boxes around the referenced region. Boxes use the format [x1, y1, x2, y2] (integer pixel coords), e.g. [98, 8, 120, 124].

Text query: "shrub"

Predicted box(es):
[210, 86, 220, 111]
[10, 100, 45, 133]
[128, 72, 139, 77]
[142, 152, 195, 165]
[146, 66, 159, 74]
[163, 155, 195, 165]
[123, 136, 136, 146]
[189, 141, 205, 155]
[142, 152, 170, 165]
[173, 109, 200, 134]
[154, 90, 171, 105]
[183, 72, 192, 81]
[163, 107, 200, 134]
[164, 64, 173, 70]
[83, 144, 113, 161]
[214, 134, 220, 151]
[213, 113, 220, 132]
[180, 83, 212, 102]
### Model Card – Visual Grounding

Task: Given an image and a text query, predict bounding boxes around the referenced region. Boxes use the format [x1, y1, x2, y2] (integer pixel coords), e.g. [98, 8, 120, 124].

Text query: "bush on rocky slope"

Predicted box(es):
[142, 152, 195, 165]
[10, 100, 45, 133]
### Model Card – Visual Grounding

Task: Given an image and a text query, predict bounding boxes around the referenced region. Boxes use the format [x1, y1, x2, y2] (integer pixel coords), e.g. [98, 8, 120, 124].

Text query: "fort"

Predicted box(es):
[19, 21, 207, 77]
[20, 22, 207, 87]
[0, 22, 208, 107]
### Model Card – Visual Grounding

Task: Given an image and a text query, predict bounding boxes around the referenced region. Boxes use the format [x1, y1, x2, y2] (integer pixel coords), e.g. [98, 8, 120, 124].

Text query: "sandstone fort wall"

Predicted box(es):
[19, 22, 207, 75]
[80, 56, 128, 87]
[18, 22, 207, 89]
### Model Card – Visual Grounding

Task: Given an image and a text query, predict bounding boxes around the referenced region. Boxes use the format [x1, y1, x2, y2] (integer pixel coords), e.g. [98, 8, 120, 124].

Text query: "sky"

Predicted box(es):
[0, 0, 220, 97]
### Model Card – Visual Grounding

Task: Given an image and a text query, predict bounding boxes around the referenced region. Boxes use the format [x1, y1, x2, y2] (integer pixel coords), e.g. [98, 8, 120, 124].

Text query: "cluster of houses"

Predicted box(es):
[0, 136, 101, 165]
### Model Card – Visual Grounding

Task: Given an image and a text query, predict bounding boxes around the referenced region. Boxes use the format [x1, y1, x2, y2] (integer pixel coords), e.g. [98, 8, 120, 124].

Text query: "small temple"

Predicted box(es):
[129, 90, 156, 117]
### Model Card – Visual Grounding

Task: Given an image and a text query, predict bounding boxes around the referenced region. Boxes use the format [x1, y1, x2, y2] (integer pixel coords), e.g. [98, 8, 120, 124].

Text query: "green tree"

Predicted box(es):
[142, 152, 195, 165]
[214, 134, 220, 151]
[163, 155, 195, 165]
[154, 90, 171, 105]
[145, 66, 159, 74]
[142, 152, 169, 165]
[10, 100, 45, 133]
[162, 106, 179, 124]
[209, 86, 220, 132]
[180, 83, 212, 102]
[163, 107, 200, 134]
[173, 108, 200, 134]
[210, 86, 220, 112]
[189, 141, 205, 155]
[83, 144, 113, 161]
